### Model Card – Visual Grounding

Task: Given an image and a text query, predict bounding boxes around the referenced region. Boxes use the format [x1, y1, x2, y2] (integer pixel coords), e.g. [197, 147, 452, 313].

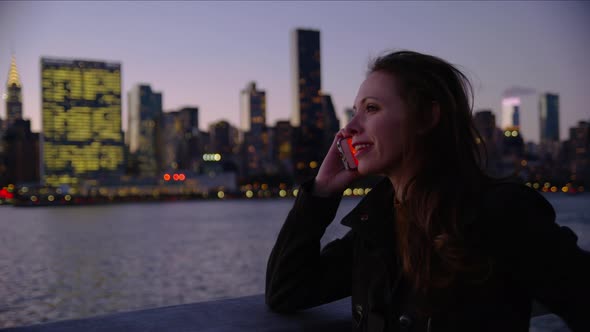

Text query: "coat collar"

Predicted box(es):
[341, 177, 394, 229]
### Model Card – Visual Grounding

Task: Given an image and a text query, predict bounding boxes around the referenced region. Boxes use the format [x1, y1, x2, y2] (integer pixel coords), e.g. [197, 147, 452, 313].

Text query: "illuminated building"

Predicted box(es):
[240, 82, 268, 176]
[161, 107, 200, 172]
[539, 93, 560, 160]
[41, 57, 125, 188]
[5, 55, 23, 128]
[272, 120, 294, 176]
[128, 84, 162, 176]
[501, 97, 520, 130]
[291, 28, 324, 180]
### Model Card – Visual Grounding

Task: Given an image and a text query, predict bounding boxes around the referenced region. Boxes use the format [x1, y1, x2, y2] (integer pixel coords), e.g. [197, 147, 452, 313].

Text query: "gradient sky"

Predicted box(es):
[1, 1, 589, 143]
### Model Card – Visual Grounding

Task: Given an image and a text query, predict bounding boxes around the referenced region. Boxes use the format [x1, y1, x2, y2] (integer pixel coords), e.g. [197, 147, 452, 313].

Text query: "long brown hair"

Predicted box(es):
[370, 50, 491, 294]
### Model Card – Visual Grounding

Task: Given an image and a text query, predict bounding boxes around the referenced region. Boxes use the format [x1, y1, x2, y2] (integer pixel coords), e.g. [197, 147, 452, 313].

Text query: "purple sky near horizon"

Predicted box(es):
[1, 1, 589, 143]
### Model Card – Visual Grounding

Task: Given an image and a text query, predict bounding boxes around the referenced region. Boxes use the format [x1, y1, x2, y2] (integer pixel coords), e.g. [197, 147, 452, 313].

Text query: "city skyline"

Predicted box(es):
[1, 1, 589, 143]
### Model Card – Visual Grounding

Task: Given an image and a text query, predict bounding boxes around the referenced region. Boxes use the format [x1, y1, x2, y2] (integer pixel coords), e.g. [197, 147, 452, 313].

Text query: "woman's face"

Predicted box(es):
[346, 71, 410, 177]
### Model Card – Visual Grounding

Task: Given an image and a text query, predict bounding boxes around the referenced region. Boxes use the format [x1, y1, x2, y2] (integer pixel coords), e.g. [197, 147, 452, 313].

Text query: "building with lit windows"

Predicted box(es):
[127, 84, 163, 177]
[41, 57, 125, 188]
[240, 82, 268, 176]
[291, 28, 324, 180]
[161, 107, 200, 172]
[539, 93, 560, 160]
[272, 120, 294, 176]
[5, 55, 23, 128]
[501, 97, 521, 130]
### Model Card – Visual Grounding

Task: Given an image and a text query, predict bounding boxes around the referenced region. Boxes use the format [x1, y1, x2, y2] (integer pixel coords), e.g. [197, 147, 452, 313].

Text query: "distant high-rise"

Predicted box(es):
[5, 55, 23, 128]
[209, 120, 238, 156]
[128, 84, 163, 176]
[161, 107, 200, 172]
[240, 82, 266, 137]
[291, 28, 323, 179]
[240, 82, 268, 176]
[2, 119, 40, 185]
[539, 93, 559, 143]
[473, 109, 499, 173]
[41, 57, 125, 187]
[321, 94, 340, 153]
[501, 97, 520, 130]
[272, 120, 294, 175]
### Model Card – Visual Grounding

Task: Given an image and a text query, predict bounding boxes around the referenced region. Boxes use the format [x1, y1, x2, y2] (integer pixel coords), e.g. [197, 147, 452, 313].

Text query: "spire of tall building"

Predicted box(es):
[7, 55, 21, 88]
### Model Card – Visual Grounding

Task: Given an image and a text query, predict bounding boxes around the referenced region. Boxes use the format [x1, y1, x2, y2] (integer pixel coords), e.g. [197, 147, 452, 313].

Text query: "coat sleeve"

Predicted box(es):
[492, 184, 590, 332]
[265, 180, 353, 312]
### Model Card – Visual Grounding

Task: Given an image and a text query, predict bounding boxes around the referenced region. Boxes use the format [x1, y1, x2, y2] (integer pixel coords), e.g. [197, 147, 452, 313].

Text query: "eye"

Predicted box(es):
[366, 103, 379, 113]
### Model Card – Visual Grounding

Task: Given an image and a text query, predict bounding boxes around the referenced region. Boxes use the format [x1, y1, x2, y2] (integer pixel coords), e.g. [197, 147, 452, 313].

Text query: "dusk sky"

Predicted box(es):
[1, 1, 589, 143]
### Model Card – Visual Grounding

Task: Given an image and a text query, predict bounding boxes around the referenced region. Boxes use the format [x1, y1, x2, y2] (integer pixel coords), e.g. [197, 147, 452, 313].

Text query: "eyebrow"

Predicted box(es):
[353, 96, 381, 110]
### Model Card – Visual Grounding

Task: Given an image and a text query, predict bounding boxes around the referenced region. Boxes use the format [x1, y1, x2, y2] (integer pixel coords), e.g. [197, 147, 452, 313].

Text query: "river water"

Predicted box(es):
[0, 194, 588, 329]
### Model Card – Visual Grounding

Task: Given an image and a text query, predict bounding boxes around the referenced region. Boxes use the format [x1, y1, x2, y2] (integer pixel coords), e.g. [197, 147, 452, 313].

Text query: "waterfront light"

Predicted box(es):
[173, 174, 180, 181]
[364, 188, 371, 195]
[525, 182, 532, 187]
[533, 183, 540, 189]
[292, 189, 299, 197]
[179, 174, 186, 181]
[164, 174, 171, 181]
[48, 195, 55, 202]
[561, 186, 568, 193]
[344, 188, 352, 196]
[245, 190, 253, 198]
[217, 191, 225, 199]
[550, 186, 557, 193]
[309, 161, 318, 169]
[65, 195, 72, 201]
[279, 190, 287, 197]
[31, 196, 37, 202]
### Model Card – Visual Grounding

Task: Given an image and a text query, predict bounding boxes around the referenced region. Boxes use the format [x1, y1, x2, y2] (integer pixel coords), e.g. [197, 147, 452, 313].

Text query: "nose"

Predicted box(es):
[343, 113, 361, 137]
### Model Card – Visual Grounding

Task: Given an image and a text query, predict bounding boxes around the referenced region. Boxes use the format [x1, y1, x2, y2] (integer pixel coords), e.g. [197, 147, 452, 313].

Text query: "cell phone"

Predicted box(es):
[337, 137, 358, 170]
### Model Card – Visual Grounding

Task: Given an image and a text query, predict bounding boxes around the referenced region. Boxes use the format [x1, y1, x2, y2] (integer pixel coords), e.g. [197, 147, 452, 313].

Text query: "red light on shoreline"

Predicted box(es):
[163, 174, 171, 181]
[173, 174, 180, 181]
[179, 174, 186, 181]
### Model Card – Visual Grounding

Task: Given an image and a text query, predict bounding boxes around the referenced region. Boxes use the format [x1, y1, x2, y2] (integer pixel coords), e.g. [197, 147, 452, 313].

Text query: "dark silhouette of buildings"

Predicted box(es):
[127, 84, 163, 177]
[240, 82, 269, 177]
[291, 28, 324, 181]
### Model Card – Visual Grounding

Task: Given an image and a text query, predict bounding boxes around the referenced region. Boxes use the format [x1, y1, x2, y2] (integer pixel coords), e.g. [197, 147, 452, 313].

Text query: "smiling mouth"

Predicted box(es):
[353, 143, 372, 155]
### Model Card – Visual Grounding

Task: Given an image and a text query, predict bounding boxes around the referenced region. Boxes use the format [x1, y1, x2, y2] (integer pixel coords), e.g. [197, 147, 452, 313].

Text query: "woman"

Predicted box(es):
[265, 50, 590, 331]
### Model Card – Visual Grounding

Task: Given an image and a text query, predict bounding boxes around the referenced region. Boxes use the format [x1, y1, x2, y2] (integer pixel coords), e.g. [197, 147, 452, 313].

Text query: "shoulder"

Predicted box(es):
[479, 180, 555, 218]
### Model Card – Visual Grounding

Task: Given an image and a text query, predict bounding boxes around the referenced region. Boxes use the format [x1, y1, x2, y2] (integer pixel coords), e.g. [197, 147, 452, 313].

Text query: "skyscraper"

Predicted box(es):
[41, 57, 125, 188]
[539, 93, 559, 143]
[501, 97, 520, 130]
[240, 82, 268, 176]
[128, 84, 163, 176]
[161, 107, 200, 172]
[539, 93, 560, 160]
[291, 28, 323, 179]
[5, 55, 23, 128]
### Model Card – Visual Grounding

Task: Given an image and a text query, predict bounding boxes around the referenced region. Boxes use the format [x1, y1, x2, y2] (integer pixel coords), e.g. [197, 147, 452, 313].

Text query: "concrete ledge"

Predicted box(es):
[0, 295, 565, 332]
[0, 295, 350, 332]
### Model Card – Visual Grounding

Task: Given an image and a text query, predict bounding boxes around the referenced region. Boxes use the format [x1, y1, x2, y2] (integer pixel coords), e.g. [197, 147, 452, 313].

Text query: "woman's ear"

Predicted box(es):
[418, 101, 441, 134]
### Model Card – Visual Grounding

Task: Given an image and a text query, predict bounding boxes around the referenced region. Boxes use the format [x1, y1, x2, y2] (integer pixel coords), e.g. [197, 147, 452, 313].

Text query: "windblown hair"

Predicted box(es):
[369, 50, 492, 295]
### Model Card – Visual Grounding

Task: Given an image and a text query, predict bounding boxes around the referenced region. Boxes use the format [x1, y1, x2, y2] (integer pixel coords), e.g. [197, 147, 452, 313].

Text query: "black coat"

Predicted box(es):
[265, 178, 590, 331]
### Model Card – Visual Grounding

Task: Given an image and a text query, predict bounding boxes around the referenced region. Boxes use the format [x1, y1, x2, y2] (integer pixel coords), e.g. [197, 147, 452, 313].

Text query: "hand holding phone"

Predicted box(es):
[337, 137, 358, 170]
